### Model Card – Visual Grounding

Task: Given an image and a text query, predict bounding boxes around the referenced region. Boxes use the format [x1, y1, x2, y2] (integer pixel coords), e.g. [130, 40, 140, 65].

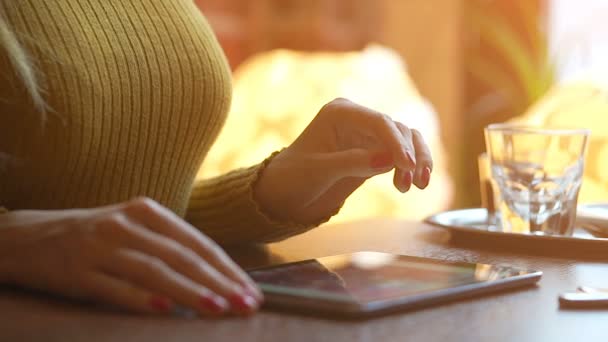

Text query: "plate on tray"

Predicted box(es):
[424, 204, 608, 250]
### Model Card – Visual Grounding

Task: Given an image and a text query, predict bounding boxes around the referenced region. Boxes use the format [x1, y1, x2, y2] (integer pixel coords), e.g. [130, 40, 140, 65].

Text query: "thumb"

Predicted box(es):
[315, 149, 394, 180]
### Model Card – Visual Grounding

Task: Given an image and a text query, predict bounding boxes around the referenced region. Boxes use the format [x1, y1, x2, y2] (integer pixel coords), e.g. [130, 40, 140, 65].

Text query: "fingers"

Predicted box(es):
[317, 99, 432, 192]
[316, 148, 395, 180]
[123, 198, 262, 301]
[95, 209, 258, 316]
[312, 147, 416, 195]
[393, 123, 414, 192]
[395, 123, 433, 190]
[99, 249, 243, 316]
[317, 98, 434, 192]
[393, 168, 413, 193]
[326, 99, 415, 171]
[410, 128, 433, 189]
[82, 271, 172, 315]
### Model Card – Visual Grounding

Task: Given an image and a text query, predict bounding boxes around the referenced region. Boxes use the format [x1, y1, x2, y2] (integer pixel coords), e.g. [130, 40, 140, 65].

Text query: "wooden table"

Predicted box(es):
[1, 219, 607, 342]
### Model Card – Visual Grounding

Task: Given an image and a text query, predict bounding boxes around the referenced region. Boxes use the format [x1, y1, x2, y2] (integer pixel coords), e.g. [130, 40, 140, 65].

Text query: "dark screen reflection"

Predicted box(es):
[250, 252, 531, 303]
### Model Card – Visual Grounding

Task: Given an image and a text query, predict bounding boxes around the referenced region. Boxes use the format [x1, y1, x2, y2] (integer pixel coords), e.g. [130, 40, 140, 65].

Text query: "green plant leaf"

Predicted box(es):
[467, 3, 554, 106]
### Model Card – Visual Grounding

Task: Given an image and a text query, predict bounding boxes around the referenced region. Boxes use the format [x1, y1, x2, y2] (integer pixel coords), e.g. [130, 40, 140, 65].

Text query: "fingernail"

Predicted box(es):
[370, 153, 393, 169]
[229, 294, 258, 314]
[149, 296, 172, 312]
[422, 167, 431, 188]
[405, 151, 416, 166]
[402, 171, 413, 192]
[200, 295, 228, 314]
[244, 284, 263, 301]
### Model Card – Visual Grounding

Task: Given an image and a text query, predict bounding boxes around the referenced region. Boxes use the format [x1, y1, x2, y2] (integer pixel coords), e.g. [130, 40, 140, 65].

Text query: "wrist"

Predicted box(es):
[253, 149, 332, 225]
[253, 152, 280, 218]
[253, 150, 292, 221]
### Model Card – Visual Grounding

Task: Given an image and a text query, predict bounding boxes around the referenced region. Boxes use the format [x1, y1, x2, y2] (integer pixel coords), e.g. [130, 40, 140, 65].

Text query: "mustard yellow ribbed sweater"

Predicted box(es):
[0, 0, 310, 245]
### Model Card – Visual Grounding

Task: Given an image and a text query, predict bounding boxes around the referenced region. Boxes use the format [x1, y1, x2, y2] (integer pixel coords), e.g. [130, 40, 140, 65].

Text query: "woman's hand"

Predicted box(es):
[0, 197, 262, 316]
[254, 98, 433, 224]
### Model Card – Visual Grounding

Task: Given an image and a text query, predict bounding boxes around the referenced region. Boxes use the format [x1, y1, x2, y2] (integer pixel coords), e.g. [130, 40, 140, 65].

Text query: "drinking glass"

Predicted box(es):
[478, 152, 500, 226]
[484, 124, 590, 236]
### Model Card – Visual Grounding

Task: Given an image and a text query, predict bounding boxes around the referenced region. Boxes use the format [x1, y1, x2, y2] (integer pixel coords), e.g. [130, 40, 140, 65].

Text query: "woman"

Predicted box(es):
[0, 1, 433, 317]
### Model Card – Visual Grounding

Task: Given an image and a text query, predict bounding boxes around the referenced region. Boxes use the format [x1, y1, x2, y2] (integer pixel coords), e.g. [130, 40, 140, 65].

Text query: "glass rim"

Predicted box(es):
[485, 123, 591, 136]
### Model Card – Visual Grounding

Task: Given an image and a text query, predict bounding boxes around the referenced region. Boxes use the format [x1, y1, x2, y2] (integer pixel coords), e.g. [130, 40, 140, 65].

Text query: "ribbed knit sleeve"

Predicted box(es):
[186, 152, 337, 246]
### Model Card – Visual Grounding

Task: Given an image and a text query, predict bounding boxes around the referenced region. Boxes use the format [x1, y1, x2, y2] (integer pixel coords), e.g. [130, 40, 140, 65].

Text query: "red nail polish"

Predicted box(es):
[370, 153, 393, 169]
[403, 171, 413, 192]
[149, 296, 172, 312]
[405, 151, 416, 166]
[229, 294, 257, 314]
[200, 295, 227, 314]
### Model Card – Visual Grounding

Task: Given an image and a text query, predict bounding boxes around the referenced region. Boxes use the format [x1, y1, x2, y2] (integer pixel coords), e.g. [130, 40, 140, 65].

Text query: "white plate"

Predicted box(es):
[424, 205, 608, 248]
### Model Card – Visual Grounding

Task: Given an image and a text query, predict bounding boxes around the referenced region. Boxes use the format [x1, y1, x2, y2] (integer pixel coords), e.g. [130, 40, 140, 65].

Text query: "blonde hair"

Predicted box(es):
[0, 8, 47, 117]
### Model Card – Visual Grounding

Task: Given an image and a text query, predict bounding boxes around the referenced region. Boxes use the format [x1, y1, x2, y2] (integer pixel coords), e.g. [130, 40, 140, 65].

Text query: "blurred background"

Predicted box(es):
[194, 0, 608, 222]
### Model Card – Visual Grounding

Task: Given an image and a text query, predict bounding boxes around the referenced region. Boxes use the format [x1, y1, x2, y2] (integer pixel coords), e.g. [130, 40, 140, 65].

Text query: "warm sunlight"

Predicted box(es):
[512, 81, 608, 204]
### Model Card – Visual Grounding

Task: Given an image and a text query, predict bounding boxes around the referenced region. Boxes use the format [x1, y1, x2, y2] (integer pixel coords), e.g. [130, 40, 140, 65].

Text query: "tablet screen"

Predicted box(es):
[248, 251, 534, 304]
